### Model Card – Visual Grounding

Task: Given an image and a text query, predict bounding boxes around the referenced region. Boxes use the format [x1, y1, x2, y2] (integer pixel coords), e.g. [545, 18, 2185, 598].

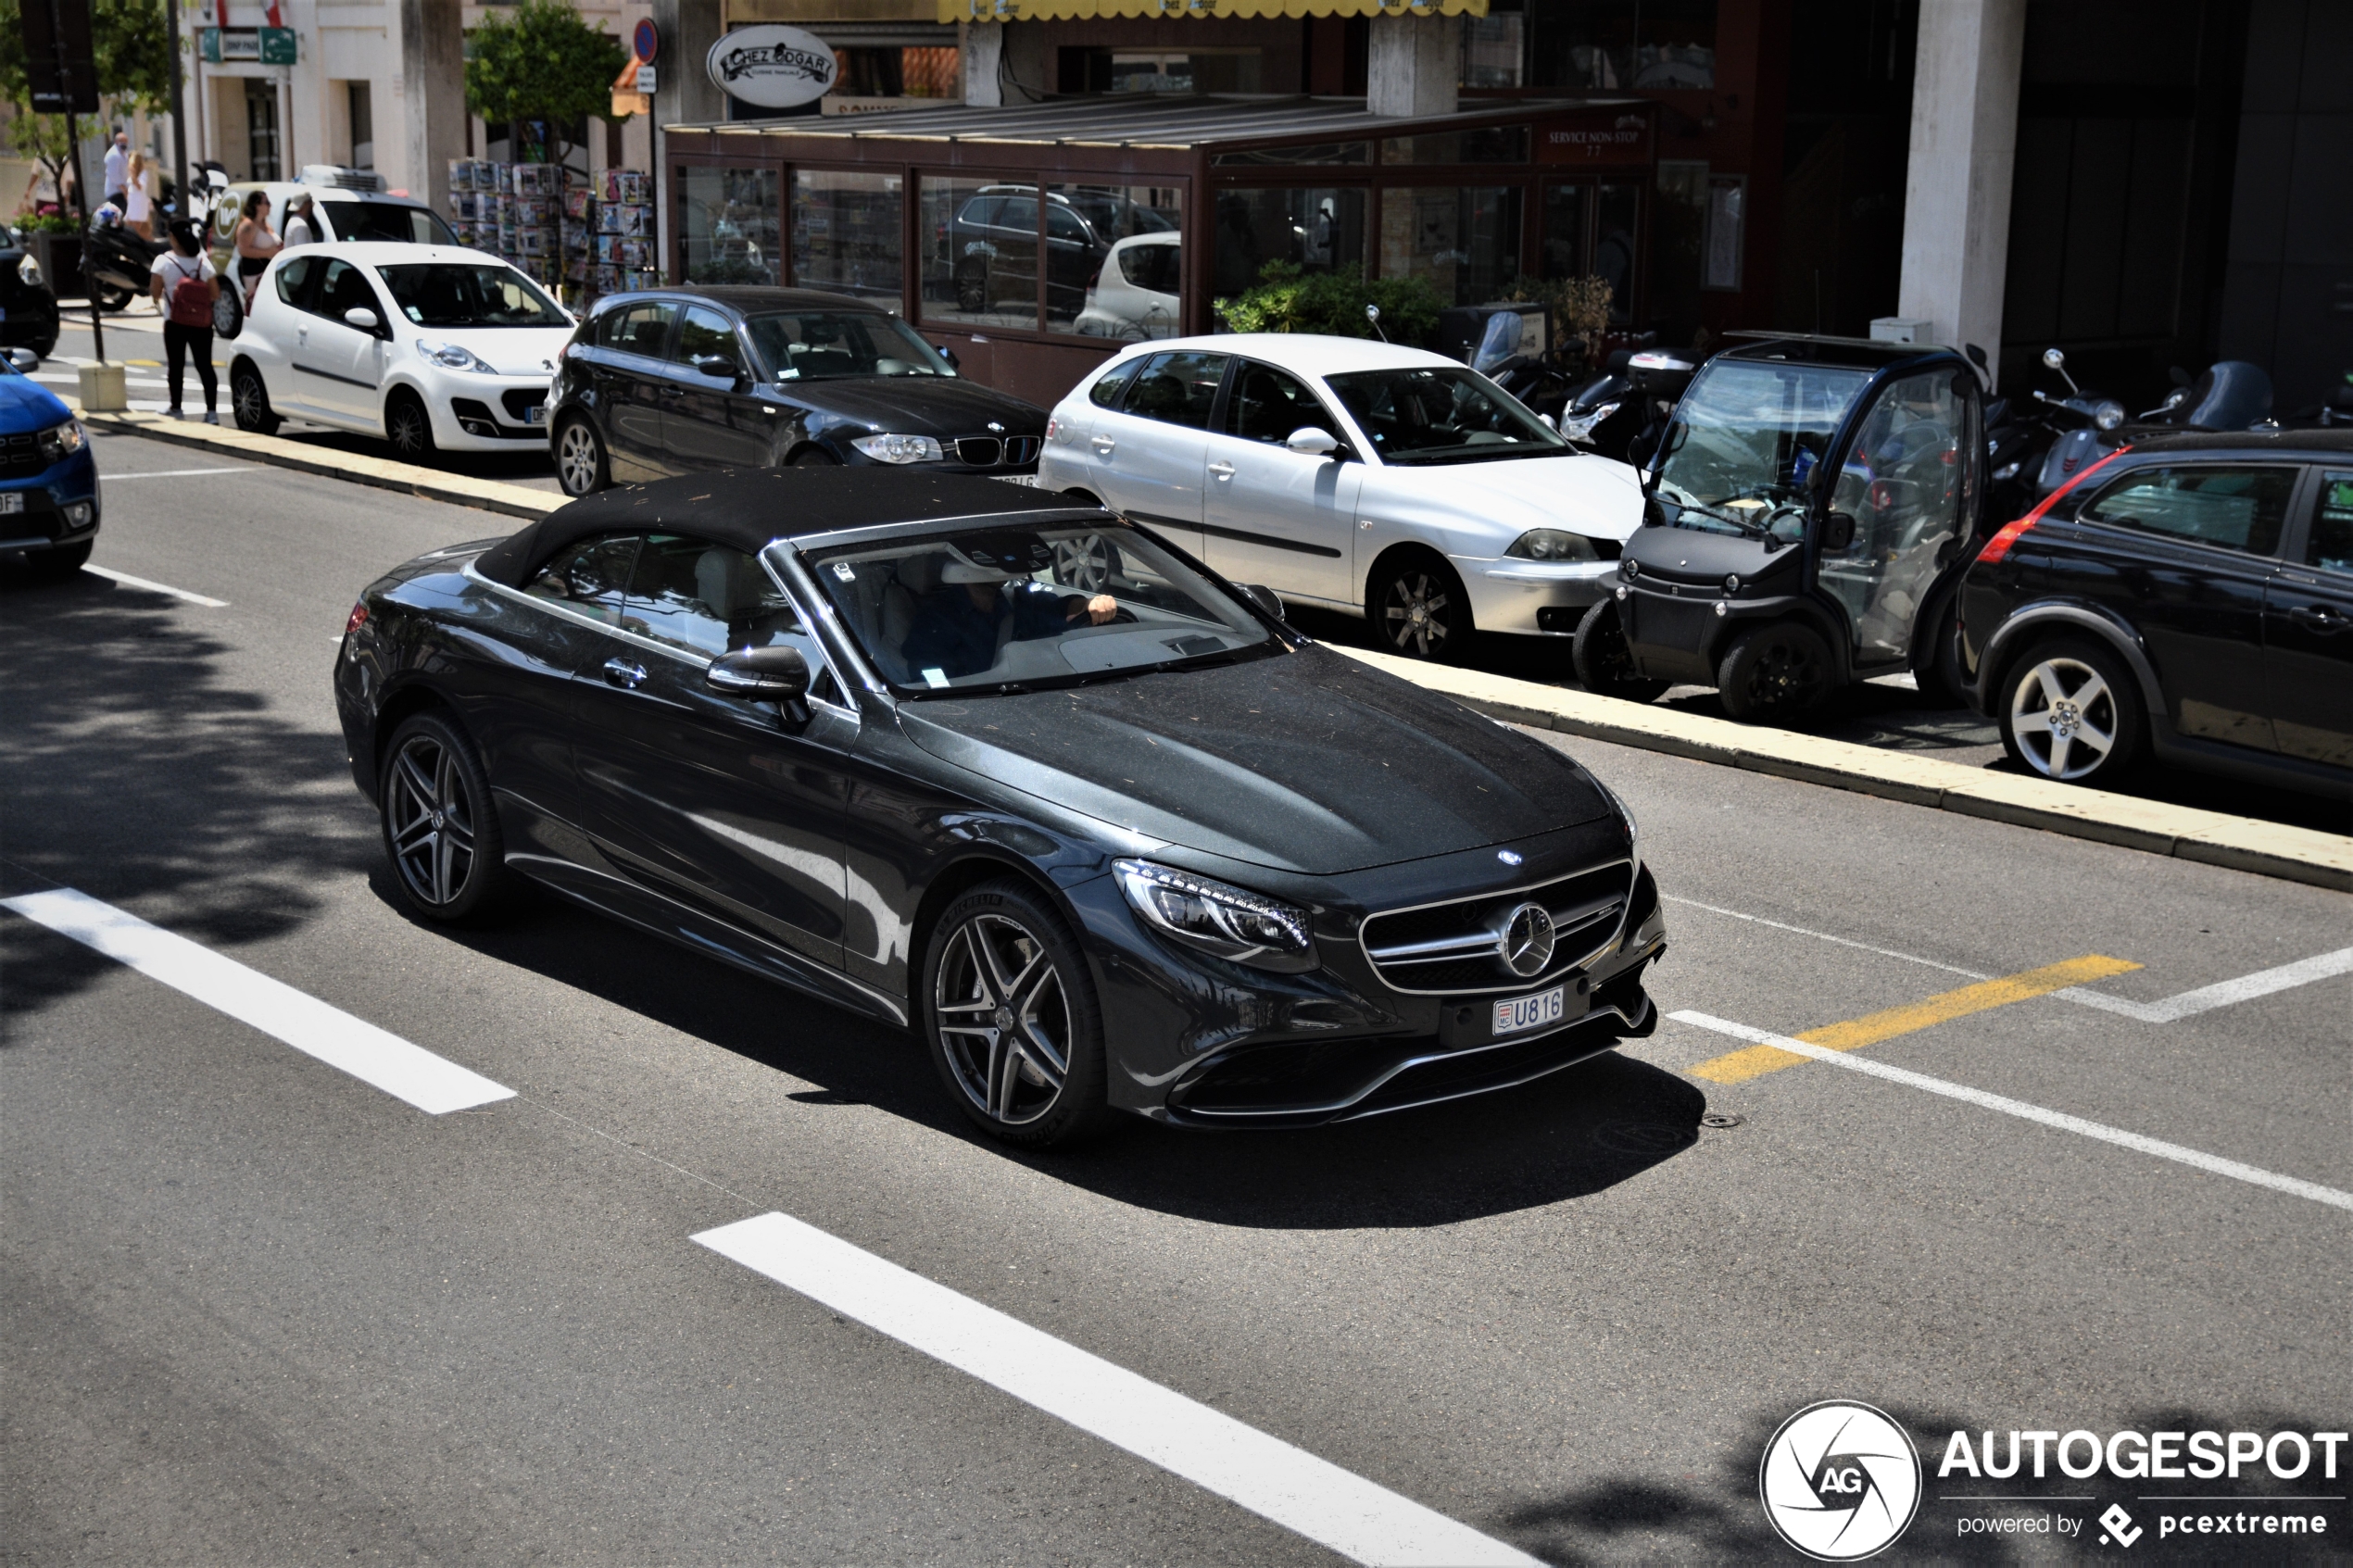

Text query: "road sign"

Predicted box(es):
[259, 25, 295, 62]
[19, 0, 98, 116]
[201, 26, 296, 63]
[634, 17, 658, 61]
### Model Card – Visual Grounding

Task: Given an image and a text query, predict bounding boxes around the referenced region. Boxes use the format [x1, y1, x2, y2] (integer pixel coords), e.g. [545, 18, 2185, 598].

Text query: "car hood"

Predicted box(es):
[894, 646, 1612, 875]
[1367, 451, 1645, 542]
[788, 376, 1045, 435]
[409, 326, 576, 378]
[0, 374, 72, 433]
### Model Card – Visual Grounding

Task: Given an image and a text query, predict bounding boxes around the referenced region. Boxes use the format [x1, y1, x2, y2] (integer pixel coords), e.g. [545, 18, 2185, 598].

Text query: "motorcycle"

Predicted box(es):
[2012, 349, 2276, 508]
[1559, 348, 1696, 465]
[81, 210, 161, 314]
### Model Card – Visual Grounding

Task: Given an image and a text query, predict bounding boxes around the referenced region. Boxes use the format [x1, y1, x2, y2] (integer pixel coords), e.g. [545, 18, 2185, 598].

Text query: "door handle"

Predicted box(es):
[2289, 605, 2349, 634]
[1208, 461, 1235, 480]
[1090, 434, 1115, 453]
[602, 658, 647, 689]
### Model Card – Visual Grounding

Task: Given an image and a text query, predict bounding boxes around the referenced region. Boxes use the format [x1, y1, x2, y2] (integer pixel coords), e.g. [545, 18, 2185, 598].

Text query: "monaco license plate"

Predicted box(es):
[0, 491, 21, 513]
[1492, 984, 1566, 1038]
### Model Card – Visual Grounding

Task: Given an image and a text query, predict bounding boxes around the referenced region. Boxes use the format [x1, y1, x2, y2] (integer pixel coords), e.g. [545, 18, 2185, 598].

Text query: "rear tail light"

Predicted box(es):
[345, 600, 369, 636]
[1975, 444, 2133, 564]
[1044, 415, 1061, 441]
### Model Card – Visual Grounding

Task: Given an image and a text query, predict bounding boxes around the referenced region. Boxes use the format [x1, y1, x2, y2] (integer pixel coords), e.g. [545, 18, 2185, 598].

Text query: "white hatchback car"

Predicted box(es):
[226, 243, 576, 460]
[1037, 333, 1643, 659]
[1074, 233, 1179, 342]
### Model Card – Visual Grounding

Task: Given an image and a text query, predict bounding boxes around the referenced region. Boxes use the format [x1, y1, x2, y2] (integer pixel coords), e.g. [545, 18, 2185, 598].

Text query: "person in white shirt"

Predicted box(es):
[124, 150, 155, 238]
[148, 222, 221, 422]
[102, 132, 129, 206]
[282, 194, 322, 247]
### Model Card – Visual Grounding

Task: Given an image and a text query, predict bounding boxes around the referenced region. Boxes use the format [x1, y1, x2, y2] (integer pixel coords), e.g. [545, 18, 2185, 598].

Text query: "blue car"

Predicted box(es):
[0, 347, 98, 576]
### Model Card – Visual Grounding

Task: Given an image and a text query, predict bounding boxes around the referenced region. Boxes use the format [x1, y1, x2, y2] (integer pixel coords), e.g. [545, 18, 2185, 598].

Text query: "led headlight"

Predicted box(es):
[16, 252, 42, 289]
[1114, 859, 1315, 972]
[35, 418, 83, 463]
[1505, 529, 1600, 562]
[851, 433, 944, 464]
[415, 339, 496, 373]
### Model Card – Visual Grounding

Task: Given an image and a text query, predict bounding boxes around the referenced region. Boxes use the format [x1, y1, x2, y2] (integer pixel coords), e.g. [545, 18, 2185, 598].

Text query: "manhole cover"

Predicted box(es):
[1701, 1112, 1744, 1130]
[1595, 1123, 1692, 1156]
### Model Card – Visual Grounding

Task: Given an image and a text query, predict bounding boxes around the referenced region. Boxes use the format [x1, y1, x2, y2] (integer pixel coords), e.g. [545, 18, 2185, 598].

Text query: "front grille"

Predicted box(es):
[1003, 435, 1039, 465]
[0, 431, 47, 478]
[952, 436, 1001, 465]
[1359, 860, 1634, 995]
[500, 389, 545, 422]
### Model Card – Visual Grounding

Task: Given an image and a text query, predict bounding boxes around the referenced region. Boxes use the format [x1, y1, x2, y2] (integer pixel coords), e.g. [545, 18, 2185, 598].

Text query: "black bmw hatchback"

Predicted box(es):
[546, 285, 1049, 497]
[335, 470, 1664, 1144]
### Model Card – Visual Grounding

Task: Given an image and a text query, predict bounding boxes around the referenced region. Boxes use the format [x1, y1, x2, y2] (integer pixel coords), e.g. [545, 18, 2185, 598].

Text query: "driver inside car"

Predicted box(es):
[901, 542, 1118, 680]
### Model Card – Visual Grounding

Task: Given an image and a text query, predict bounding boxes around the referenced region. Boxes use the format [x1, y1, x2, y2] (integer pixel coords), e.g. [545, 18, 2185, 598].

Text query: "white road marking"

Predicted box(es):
[1668, 1010, 2352, 1211]
[695, 1211, 1542, 1568]
[1, 888, 514, 1115]
[101, 467, 251, 480]
[2056, 947, 2353, 1022]
[1662, 897, 2351, 1022]
[79, 565, 227, 606]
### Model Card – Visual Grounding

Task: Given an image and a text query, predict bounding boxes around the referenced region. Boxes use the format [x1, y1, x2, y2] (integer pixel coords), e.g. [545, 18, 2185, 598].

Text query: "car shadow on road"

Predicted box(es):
[414, 884, 1712, 1229]
[0, 568, 373, 1014]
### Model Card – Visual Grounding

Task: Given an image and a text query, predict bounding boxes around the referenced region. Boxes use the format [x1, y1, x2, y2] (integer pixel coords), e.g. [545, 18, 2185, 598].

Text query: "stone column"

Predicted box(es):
[396, 0, 463, 212]
[1366, 14, 1455, 119]
[963, 22, 1003, 107]
[1894, 0, 2026, 383]
[650, 0, 724, 275]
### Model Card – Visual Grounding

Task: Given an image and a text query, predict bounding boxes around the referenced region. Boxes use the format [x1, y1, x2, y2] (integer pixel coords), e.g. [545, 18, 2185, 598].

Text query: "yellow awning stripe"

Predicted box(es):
[940, 0, 1484, 20]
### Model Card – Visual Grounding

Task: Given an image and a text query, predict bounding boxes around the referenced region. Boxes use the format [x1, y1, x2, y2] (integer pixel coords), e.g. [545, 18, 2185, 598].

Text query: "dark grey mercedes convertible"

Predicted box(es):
[333, 469, 1664, 1145]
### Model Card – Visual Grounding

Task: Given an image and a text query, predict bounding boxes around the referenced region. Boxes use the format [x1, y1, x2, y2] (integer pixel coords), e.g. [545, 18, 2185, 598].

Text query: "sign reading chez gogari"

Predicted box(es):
[706, 24, 837, 110]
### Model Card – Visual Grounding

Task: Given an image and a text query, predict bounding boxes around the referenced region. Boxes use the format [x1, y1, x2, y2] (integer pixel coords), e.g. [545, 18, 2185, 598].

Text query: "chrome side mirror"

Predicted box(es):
[5, 346, 36, 373]
[706, 645, 810, 699]
[1283, 426, 1338, 456]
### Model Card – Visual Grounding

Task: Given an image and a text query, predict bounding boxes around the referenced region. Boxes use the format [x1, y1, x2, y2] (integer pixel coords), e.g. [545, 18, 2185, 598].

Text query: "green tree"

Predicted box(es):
[464, 0, 630, 172]
[0, 0, 174, 207]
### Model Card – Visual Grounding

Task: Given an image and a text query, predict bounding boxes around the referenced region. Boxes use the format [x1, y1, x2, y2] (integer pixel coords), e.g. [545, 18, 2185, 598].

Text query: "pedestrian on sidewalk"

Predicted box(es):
[103, 131, 129, 208]
[233, 190, 279, 308]
[150, 221, 220, 423]
[125, 150, 156, 239]
[283, 194, 321, 248]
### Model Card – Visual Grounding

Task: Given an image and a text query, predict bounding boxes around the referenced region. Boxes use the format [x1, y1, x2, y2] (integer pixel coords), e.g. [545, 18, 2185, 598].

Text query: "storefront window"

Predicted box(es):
[1210, 144, 1369, 168]
[1378, 186, 1522, 307]
[1048, 183, 1182, 338]
[1381, 127, 1529, 165]
[1529, 0, 1716, 91]
[1461, 4, 1525, 89]
[1595, 183, 1640, 321]
[920, 176, 1038, 331]
[1541, 183, 1587, 281]
[791, 169, 902, 307]
[1211, 187, 1366, 295]
[680, 167, 781, 286]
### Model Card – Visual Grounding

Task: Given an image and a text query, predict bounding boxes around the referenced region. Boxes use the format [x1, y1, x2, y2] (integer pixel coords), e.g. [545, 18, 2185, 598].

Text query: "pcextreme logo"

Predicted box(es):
[1759, 1400, 1924, 1562]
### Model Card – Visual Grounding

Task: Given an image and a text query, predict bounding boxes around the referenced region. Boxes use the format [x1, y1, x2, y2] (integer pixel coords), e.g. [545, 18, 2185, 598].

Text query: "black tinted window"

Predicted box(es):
[598, 301, 675, 356]
[2080, 465, 2296, 557]
[1089, 358, 1141, 409]
[1123, 351, 1226, 430]
[1226, 361, 1327, 445]
[327, 201, 456, 245]
[2310, 471, 2353, 574]
[1119, 242, 1179, 294]
[623, 534, 806, 659]
[379, 263, 566, 327]
[525, 534, 640, 624]
[314, 259, 380, 322]
[675, 305, 741, 373]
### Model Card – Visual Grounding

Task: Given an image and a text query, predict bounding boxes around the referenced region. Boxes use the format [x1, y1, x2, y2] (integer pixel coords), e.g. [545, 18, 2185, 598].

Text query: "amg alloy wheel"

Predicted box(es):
[923, 881, 1112, 1146]
[1374, 557, 1471, 661]
[1050, 533, 1120, 594]
[555, 418, 609, 496]
[379, 713, 509, 922]
[2000, 640, 2142, 785]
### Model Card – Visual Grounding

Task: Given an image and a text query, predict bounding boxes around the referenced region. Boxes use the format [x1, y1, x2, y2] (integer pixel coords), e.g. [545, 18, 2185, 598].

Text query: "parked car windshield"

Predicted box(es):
[378, 263, 569, 327]
[808, 521, 1276, 696]
[326, 201, 457, 245]
[1655, 359, 1873, 538]
[1324, 367, 1569, 465]
[745, 311, 952, 380]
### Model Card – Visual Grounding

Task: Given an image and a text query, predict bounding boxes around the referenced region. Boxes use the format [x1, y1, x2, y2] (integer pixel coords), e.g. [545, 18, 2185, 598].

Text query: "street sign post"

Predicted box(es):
[18, 0, 102, 362]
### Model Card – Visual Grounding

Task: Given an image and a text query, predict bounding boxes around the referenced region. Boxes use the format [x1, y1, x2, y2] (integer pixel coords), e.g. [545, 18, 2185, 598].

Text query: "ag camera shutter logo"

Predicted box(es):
[1759, 1400, 1923, 1561]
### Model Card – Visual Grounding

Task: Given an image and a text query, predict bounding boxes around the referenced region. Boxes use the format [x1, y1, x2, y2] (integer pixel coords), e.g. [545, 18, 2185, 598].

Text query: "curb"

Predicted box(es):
[75, 406, 560, 523]
[1338, 646, 2353, 893]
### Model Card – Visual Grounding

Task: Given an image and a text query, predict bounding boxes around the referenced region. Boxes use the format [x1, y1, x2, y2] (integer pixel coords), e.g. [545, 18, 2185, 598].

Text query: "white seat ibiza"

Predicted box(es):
[1036, 333, 1643, 661]
[227, 242, 577, 461]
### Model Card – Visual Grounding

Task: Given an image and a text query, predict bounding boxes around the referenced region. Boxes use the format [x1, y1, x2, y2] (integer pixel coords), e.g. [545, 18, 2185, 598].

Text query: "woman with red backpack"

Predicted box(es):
[148, 221, 221, 423]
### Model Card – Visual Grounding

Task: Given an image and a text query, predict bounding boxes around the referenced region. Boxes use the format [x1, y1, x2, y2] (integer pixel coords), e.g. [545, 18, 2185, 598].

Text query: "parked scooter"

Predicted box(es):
[1559, 348, 1696, 464]
[81, 208, 162, 314]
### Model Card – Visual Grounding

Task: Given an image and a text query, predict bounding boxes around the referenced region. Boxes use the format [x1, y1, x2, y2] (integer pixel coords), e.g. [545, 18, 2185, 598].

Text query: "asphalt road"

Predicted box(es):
[45, 307, 2337, 837]
[5, 427, 2346, 1563]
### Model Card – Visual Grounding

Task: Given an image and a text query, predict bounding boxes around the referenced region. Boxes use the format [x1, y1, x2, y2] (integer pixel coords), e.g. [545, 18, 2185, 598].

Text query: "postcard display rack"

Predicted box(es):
[446, 163, 659, 302]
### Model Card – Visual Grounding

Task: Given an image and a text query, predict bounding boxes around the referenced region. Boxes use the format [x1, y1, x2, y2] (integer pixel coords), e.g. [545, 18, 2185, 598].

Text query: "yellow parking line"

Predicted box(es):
[1687, 955, 2144, 1085]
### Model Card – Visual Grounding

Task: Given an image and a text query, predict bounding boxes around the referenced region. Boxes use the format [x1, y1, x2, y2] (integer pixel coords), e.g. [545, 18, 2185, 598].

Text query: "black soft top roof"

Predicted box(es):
[473, 468, 1106, 587]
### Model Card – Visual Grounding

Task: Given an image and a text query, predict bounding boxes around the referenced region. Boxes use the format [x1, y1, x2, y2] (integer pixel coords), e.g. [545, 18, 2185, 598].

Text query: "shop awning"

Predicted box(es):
[938, 0, 1485, 20]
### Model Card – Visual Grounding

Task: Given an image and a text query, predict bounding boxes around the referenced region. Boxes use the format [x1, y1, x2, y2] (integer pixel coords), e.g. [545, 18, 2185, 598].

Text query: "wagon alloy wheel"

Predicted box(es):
[2010, 656, 2119, 781]
[386, 733, 478, 909]
[555, 419, 607, 496]
[934, 913, 1072, 1126]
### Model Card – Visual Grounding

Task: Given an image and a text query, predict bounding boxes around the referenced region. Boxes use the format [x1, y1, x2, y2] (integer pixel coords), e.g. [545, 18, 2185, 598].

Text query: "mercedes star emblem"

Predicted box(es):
[1497, 902, 1556, 979]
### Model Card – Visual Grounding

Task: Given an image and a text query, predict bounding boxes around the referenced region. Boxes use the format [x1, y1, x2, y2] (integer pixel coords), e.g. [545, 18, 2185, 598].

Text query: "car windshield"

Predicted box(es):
[326, 201, 457, 245]
[808, 521, 1277, 696]
[1654, 359, 1872, 539]
[378, 263, 569, 327]
[745, 311, 952, 380]
[1323, 367, 1570, 465]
